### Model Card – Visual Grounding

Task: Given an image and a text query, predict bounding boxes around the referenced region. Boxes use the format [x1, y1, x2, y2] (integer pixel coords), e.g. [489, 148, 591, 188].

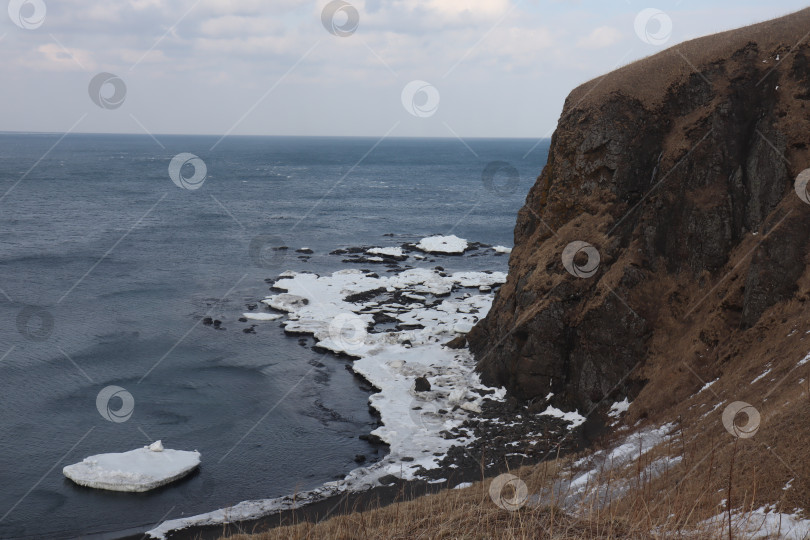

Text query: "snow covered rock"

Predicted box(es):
[415, 235, 468, 254]
[63, 443, 200, 492]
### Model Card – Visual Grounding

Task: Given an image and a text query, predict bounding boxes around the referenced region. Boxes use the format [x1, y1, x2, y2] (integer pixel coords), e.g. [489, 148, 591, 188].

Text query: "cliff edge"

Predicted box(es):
[468, 8, 810, 418]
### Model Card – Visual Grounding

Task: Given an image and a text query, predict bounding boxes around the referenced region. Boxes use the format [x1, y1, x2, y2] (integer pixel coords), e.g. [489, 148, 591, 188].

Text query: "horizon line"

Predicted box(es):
[0, 130, 553, 141]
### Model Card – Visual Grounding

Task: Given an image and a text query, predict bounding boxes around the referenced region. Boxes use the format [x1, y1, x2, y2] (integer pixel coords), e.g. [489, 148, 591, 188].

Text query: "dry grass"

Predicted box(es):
[220, 446, 776, 540]
[568, 7, 810, 111]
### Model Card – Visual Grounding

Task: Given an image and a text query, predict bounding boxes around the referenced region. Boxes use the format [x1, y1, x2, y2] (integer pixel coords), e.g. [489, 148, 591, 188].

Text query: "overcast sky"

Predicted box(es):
[2, 0, 808, 138]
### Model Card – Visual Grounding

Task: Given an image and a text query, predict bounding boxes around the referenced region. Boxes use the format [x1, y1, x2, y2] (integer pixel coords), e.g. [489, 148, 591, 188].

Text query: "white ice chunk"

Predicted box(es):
[415, 235, 468, 254]
[367, 247, 404, 257]
[63, 445, 200, 492]
[148, 440, 164, 452]
[242, 312, 284, 321]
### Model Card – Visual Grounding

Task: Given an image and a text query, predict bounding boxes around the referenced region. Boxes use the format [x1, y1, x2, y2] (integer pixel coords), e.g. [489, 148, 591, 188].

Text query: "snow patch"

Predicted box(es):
[700, 507, 810, 539]
[751, 367, 772, 384]
[608, 398, 630, 419]
[539, 405, 586, 428]
[697, 377, 719, 394]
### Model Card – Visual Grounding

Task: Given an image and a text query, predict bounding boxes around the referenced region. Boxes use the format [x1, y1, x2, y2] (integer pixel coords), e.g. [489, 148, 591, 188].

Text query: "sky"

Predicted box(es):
[1, 0, 808, 138]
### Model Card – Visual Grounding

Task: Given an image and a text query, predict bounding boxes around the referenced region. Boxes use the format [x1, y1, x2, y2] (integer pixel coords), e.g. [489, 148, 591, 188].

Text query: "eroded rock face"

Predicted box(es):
[469, 11, 810, 412]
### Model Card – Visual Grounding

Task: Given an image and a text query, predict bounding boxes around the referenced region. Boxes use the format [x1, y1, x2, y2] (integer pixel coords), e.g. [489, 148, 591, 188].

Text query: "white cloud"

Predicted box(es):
[33, 43, 97, 72]
[576, 26, 623, 49]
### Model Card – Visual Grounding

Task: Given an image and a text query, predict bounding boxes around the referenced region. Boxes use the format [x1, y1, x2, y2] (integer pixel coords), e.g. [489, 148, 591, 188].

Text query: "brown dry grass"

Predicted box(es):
[569, 7, 810, 111]
[220, 433, 796, 540]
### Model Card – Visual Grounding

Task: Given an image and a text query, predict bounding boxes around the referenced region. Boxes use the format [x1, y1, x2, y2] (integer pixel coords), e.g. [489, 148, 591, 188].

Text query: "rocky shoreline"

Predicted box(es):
[142, 236, 586, 539]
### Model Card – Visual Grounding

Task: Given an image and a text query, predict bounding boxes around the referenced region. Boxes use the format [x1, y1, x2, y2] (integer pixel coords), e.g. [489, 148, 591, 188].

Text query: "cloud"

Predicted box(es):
[33, 43, 97, 72]
[576, 26, 623, 49]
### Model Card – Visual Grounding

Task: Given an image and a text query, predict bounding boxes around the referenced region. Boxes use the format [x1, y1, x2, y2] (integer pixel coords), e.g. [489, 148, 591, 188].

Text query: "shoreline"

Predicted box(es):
[128, 238, 589, 540]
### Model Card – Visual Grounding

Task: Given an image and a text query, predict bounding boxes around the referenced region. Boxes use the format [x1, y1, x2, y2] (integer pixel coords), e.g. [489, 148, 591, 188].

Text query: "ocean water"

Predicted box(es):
[0, 133, 549, 538]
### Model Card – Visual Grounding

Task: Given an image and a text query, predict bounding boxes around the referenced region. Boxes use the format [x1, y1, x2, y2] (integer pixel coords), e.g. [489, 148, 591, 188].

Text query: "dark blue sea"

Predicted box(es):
[0, 133, 549, 539]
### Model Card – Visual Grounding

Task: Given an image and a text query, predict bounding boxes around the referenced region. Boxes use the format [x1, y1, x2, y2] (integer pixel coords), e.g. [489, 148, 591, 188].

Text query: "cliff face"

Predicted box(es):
[468, 9, 810, 413]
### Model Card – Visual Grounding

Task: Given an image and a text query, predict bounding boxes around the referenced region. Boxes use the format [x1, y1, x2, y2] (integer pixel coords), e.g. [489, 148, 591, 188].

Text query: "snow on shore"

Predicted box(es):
[63, 441, 200, 493]
[148, 265, 507, 538]
[699, 507, 810, 539]
[242, 312, 283, 321]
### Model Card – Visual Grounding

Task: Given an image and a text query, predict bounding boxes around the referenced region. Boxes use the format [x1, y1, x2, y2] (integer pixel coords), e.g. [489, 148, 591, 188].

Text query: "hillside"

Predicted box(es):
[466, 3, 810, 524]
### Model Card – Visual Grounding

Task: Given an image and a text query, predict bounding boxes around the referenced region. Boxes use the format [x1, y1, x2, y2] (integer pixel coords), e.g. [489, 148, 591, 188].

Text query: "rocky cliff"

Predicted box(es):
[468, 8, 810, 416]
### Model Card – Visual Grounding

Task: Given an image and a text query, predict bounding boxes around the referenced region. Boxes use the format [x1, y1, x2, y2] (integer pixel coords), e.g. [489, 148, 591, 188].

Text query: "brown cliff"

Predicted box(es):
[468, 8, 810, 416]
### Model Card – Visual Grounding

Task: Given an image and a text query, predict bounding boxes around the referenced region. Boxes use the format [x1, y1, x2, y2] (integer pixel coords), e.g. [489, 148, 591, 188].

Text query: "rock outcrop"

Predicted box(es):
[468, 8, 810, 414]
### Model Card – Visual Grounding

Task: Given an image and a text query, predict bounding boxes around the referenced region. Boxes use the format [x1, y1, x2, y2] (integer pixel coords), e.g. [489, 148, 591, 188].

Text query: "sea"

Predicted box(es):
[0, 133, 549, 539]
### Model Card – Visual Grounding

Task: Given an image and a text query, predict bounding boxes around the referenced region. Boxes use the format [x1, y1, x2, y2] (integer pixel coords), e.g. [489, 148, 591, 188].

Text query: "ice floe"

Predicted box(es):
[63, 441, 200, 493]
[242, 312, 283, 321]
[492, 245, 512, 254]
[415, 235, 468, 254]
[367, 247, 404, 258]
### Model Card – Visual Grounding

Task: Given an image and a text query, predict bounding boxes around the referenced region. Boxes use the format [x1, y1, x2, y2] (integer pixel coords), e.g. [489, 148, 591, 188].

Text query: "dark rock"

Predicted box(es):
[238, 317, 248, 322]
[296, 248, 314, 254]
[359, 433, 386, 445]
[353, 454, 366, 463]
[445, 335, 466, 349]
[202, 317, 213, 326]
[414, 376, 431, 392]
